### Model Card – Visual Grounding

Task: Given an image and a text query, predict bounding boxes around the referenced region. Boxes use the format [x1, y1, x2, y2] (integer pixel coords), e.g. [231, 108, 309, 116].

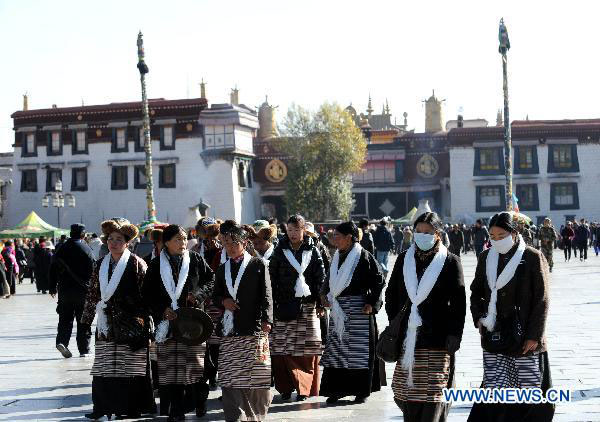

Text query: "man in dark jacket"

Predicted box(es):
[575, 218, 591, 262]
[372, 218, 395, 278]
[358, 219, 375, 255]
[448, 225, 464, 257]
[49, 224, 94, 358]
[472, 220, 489, 257]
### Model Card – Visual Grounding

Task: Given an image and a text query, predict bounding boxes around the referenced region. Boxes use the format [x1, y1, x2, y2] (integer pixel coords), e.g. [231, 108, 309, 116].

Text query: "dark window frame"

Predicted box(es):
[71, 167, 88, 191]
[473, 147, 505, 176]
[395, 160, 404, 182]
[515, 183, 539, 211]
[71, 129, 89, 155]
[111, 166, 128, 190]
[159, 163, 176, 188]
[475, 185, 506, 212]
[513, 145, 539, 174]
[20, 169, 37, 192]
[111, 127, 129, 153]
[46, 130, 63, 156]
[134, 165, 147, 189]
[134, 126, 145, 152]
[548, 144, 579, 173]
[20, 132, 38, 157]
[159, 126, 176, 151]
[550, 182, 579, 210]
[46, 168, 62, 192]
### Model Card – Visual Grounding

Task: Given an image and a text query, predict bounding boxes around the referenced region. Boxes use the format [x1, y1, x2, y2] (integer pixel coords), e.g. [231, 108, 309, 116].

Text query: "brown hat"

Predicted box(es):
[244, 220, 277, 241]
[101, 218, 139, 242]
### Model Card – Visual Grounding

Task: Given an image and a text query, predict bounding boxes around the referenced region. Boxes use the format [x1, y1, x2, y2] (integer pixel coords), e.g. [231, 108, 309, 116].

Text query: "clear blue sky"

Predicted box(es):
[1, 0, 598, 151]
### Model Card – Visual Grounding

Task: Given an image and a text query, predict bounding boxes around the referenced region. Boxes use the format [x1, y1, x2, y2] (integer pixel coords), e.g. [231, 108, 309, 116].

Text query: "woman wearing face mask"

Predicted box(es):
[468, 212, 554, 422]
[385, 212, 466, 422]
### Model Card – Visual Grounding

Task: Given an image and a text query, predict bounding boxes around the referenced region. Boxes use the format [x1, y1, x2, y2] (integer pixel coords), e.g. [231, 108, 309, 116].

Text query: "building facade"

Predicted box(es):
[8, 97, 261, 231]
[448, 119, 600, 225]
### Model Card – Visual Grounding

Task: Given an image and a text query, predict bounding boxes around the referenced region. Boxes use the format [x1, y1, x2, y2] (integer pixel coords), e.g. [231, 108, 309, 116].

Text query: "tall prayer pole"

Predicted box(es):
[137, 32, 157, 222]
[498, 18, 513, 211]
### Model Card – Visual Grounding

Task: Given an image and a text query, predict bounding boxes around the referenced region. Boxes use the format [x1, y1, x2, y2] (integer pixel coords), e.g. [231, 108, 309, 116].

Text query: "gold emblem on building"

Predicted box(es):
[265, 159, 287, 183]
[416, 154, 439, 178]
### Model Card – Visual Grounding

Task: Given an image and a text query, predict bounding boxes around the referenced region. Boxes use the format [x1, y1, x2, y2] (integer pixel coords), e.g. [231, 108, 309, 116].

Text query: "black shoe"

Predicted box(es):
[209, 378, 218, 390]
[280, 392, 292, 401]
[167, 415, 185, 422]
[196, 402, 207, 417]
[354, 394, 369, 403]
[84, 412, 107, 420]
[296, 394, 307, 402]
[56, 343, 72, 358]
[326, 395, 343, 404]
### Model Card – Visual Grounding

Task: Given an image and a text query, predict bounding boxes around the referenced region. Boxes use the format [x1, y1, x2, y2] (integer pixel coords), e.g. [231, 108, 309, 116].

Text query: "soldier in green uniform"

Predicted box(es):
[539, 218, 557, 272]
[518, 222, 534, 247]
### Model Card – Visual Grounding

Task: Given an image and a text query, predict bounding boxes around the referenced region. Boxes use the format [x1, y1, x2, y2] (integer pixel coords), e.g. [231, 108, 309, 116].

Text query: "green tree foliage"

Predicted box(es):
[276, 103, 367, 221]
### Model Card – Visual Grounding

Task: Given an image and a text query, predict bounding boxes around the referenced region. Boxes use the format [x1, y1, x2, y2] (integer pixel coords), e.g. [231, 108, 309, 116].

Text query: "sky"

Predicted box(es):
[1, 0, 599, 151]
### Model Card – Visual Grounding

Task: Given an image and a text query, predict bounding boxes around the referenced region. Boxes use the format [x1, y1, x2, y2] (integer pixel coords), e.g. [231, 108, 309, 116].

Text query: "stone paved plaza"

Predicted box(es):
[0, 250, 599, 421]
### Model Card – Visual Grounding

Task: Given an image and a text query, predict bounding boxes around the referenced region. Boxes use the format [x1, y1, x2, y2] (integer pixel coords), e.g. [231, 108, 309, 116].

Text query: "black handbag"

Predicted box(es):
[110, 307, 150, 349]
[275, 298, 302, 321]
[376, 299, 409, 363]
[481, 306, 524, 354]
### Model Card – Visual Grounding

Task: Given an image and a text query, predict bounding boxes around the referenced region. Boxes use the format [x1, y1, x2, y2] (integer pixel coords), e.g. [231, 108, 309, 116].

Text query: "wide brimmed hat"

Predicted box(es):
[196, 217, 220, 239]
[101, 218, 139, 242]
[245, 220, 277, 241]
[172, 308, 214, 346]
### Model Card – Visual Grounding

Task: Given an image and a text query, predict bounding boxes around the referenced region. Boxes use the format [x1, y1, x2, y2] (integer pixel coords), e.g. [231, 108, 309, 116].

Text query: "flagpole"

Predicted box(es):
[499, 18, 513, 211]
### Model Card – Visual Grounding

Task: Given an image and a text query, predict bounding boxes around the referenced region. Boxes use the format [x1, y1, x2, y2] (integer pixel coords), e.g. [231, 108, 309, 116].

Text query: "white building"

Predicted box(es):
[7, 97, 261, 232]
[448, 119, 600, 225]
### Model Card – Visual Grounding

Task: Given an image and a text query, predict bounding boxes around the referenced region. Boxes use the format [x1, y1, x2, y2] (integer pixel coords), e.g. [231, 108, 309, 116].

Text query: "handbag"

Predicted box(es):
[110, 307, 151, 349]
[275, 298, 302, 321]
[481, 306, 524, 354]
[376, 298, 409, 363]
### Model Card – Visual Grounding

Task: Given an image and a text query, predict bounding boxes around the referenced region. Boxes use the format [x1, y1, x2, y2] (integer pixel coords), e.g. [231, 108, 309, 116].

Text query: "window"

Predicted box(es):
[21, 132, 37, 157]
[47, 131, 62, 155]
[71, 168, 88, 191]
[237, 162, 247, 188]
[474, 147, 504, 175]
[395, 160, 404, 182]
[112, 128, 128, 152]
[353, 161, 396, 184]
[72, 130, 87, 154]
[515, 184, 539, 211]
[20, 170, 37, 192]
[51, 132, 60, 152]
[514, 145, 538, 174]
[135, 127, 146, 152]
[550, 183, 579, 210]
[204, 125, 234, 150]
[246, 166, 253, 188]
[111, 166, 128, 190]
[476, 185, 506, 212]
[46, 169, 62, 192]
[519, 147, 533, 169]
[548, 144, 579, 173]
[159, 164, 176, 188]
[27, 134, 35, 154]
[117, 129, 126, 149]
[134, 165, 147, 189]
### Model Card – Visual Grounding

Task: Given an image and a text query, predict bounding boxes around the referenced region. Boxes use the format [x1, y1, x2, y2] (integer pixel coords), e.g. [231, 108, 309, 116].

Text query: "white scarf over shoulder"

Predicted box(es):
[258, 244, 274, 262]
[222, 251, 252, 336]
[283, 248, 312, 298]
[402, 243, 448, 387]
[480, 234, 526, 332]
[154, 250, 191, 343]
[96, 249, 131, 336]
[327, 242, 362, 340]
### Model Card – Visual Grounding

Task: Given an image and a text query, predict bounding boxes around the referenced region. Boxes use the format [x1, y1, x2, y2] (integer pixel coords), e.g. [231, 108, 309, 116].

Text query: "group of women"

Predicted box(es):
[79, 209, 553, 422]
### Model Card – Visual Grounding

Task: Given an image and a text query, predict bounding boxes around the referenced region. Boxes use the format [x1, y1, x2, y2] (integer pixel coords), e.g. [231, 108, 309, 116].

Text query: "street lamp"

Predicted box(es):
[498, 18, 513, 211]
[42, 180, 76, 228]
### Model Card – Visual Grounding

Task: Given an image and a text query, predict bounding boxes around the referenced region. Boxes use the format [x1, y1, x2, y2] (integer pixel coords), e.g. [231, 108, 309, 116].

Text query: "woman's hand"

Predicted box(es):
[223, 298, 240, 312]
[362, 304, 373, 315]
[320, 295, 330, 308]
[316, 307, 326, 317]
[522, 339, 538, 355]
[164, 307, 177, 321]
[261, 321, 272, 333]
[186, 292, 197, 306]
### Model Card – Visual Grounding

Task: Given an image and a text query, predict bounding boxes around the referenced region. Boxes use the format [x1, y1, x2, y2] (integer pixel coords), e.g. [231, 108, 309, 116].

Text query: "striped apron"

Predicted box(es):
[392, 349, 451, 403]
[482, 351, 542, 389]
[218, 333, 271, 389]
[270, 303, 323, 356]
[91, 341, 148, 378]
[156, 339, 205, 385]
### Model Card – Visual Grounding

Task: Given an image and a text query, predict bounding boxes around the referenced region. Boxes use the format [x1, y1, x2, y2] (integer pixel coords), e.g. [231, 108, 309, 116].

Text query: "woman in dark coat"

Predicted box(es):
[468, 212, 554, 421]
[36, 241, 54, 294]
[319, 221, 385, 403]
[142, 224, 214, 422]
[385, 212, 466, 422]
[81, 219, 155, 420]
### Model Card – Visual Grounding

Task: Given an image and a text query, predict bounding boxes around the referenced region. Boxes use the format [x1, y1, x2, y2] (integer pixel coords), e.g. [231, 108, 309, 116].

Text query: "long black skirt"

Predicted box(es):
[92, 376, 155, 415]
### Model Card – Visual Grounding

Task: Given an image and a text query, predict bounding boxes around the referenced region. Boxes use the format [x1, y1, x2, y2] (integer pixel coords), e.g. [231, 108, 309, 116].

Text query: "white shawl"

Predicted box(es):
[327, 242, 362, 340]
[402, 243, 448, 387]
[222, 251, 252, 336]
[154, 250, 191, 343]
[220, 248, 227, 265]
[258, 244, 275, 262]
[95, 249, 131, 336]
[283, 249, 312, 297]
[480, 234, 526, 332]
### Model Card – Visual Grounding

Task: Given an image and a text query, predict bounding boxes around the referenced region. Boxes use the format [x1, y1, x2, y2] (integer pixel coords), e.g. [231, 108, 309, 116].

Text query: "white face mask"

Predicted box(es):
[490, 234, 514, 254]
[414, 233, 436, 251]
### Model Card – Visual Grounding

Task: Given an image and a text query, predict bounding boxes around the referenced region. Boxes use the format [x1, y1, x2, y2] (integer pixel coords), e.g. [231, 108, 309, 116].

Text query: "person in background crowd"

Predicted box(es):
[325, 229, 337, 258]
[373, 218, 395, 279]
[186, 229, 198, 251]
[36, 241, 54, 295]
[593, 222, 600, 256]
[245, 220, 278, 262]
[448, 224, 464, 257]
[56, 234, 67, 250]
[560, 222, 575, 262]
[518, 222, 534, 247]
[358, 219, 375, 255]
[88, 233, 103, 261]
[212, 221, 274, 421]
[319, 221, 385, 404]
[402, 227, 413, 252]
[24, 240, 36, 285]
[575, 218, 591, 262]
[0, 250, 10, 299]
[469, 212, 553, 421]
[49, 224, 94, 359]
[441, 225, 451, 248]
[15, 240, 27, 284]
[269, 214, 326, 402]
[539, 218, 558, 272]
[81, 219, 155, 420]
[473, 219, 490, 258]
[33, 237, 46, 292]
[462, 224, 472, 253]
[393, 226, 404, 255]
[2, 240, 19, 295]
[386, 212, 466, 422]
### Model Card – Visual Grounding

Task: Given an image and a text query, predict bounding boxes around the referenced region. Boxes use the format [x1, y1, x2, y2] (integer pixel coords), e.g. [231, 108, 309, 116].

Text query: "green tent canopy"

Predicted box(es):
[0, 211, 69, 239]
[392, 207, 417, 225]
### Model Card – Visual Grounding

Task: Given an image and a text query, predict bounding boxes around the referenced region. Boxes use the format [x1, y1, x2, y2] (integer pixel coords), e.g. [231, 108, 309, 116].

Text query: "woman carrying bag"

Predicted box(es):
[468, 212, 554, 421]
[385, 212, 465, 422]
